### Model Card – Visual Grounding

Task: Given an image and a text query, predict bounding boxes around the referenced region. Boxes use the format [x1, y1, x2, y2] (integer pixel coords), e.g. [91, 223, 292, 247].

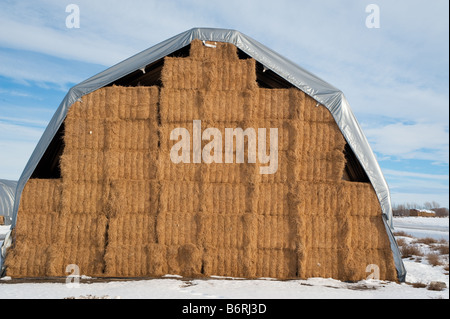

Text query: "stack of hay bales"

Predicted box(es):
[5, 179, 62, 277]
[4, 39, 397, 281]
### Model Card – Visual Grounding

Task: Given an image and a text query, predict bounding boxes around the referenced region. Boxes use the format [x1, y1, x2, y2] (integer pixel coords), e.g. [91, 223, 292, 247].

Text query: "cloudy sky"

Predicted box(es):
[0, 0, 448, 208]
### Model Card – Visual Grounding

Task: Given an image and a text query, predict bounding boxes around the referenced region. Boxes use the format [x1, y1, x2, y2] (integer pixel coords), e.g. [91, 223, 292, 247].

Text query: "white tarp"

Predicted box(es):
[0, 179, 17, 225]
[1, 28, 406, 281]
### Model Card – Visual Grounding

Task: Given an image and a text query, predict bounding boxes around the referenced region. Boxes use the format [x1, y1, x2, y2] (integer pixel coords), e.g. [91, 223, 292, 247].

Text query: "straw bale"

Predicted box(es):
[189, 39, 239, 61]
[112, 119, 159, 151]
[202, 247, 297, 279]
[14, 212, 59, 244]
[156, 212, 198, 246]
[113, 150, 158, 180]
[161, 57, 257, 91]
[254, 248, 298, 279]
[166, 244, 203, 277]
[60, 150, 119, 181]
[298, 248, 343, 279]
[295, 181, 380, 217]
[256, 183, 290, 215]
[64, 118, 118, 152]
[337, 181, 382, 217]
[66, 87, 118, 120]
[116, 86, 160, 120]
[47, 243, 105, 277]
[156, 159, 201, 181]
[197, 214, 246, 248]
[104, 243, 167, 277]
[159, 182, 202, 213]
[297, 216, 350, 250]
[295, 151, 347, 182]
[347, 216, 393, 250]
[66, 86, 159, 121]
[160, 89, 256, 123]
[295, 121, 346, 154]
[338, 248, 398, 282]
[202, 246, 245, 278]
[61, 180, 108, 214]
[56, 213, 108, 246]
[302, 93, 335, 123]
[4, 245, 52, 278]
[159, 89, 205, 123]
[256, 88, 304, 120]
[255, 215, 294, 249]
[157, 158, 262, 183]
[160, 182, 248, 214]
[0, 215, 4, 225]
[108, 213, 157, 245]
[18, 179, 62, 214]
[108, 180, 159, 216]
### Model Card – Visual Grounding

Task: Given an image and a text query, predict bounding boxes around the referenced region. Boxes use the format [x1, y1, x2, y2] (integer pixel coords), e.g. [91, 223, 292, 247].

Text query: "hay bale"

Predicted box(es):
[202, 246, 243, 278]
[108, 213, 157, 246]
[57, 213, 108, 246]
[254, 248, 298, 279]
[347, 216, 393, 250]
[156, 212, 198, 246]
[66, 87, 118, 120]
[160, 89, 256, 123]
[14, 212, 59, 244]
[4, 245, 52, 278]
[66, 86, 159, 121]
[116, 86, 159, 120]
[64, 118, 118, 152]
[113, 120, 159, 151]
[255, 215, 294, 249]
[189, 39, 239, 61]
[256, 88, 304, 120]
[60, 150, 118, 181]
[159, 182, 275, 215]
[104, 243, 166, 277]
[337, 181, 382, 217]
[161, 57, 257, 91]
[108, 180, 159, 216]
[302, 94, 335, 123]
[168, 243, 203, 277]
[298, 248, 342, 279]
[18, 179, 62, 214]
[113, 151, 158, 180]
[256, 183, 290, 215]
[61, 180, 108, 215]
[47, 243, 105, 277]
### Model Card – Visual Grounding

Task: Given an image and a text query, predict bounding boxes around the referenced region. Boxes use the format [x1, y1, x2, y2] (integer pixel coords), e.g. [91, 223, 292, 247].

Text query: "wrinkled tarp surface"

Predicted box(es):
[2, 28, 406, 281]
[0, 179, 17, 225]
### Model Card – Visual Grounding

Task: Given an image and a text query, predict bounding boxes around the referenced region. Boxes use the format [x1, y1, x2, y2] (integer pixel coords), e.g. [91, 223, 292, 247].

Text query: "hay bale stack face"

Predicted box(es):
[5, 39, 397, 281]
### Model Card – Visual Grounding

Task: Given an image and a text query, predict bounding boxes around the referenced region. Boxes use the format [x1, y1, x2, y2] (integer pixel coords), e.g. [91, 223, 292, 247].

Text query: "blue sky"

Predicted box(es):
[0, 0, 448, 208]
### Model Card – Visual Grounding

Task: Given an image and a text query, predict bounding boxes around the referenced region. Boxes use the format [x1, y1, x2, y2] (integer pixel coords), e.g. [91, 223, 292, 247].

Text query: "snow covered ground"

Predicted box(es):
[0, 217, 448, 299]
[393, 217, 449, 240]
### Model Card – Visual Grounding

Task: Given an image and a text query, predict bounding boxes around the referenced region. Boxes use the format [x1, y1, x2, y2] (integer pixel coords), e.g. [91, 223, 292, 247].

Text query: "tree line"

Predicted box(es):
[392, 201, 449, 217]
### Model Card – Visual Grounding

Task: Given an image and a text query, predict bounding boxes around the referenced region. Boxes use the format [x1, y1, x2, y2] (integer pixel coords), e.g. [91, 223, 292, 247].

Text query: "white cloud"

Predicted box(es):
[364, 122, 449, 164]
[383, 169, 449, 181]
[0, 122, 44, 180]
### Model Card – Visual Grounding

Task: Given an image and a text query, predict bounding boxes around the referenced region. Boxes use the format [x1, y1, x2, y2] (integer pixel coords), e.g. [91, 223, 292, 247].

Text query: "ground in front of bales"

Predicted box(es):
[0, 217, 448, 299]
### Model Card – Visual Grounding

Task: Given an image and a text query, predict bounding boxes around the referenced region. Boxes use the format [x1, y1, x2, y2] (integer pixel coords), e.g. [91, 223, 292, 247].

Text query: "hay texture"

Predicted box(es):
[5, 39, 397, 282]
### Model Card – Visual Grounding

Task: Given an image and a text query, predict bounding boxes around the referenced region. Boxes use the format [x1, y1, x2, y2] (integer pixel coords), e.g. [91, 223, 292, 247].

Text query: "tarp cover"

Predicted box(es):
[0, 179, 17, 225]
[2, 27, 406, 281]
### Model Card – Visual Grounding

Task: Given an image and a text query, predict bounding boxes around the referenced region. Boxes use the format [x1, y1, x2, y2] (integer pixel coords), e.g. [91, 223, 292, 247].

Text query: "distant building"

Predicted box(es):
[409, 209, 436, 217]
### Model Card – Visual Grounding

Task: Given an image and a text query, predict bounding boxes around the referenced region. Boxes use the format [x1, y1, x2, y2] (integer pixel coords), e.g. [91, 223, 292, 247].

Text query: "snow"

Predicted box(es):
[0, 218, 448, 299]
[393, 216, 449, 240]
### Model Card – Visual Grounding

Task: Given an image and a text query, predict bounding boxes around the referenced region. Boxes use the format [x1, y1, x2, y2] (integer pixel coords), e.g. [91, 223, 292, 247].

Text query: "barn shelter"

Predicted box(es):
[1, 28, 406, 282]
